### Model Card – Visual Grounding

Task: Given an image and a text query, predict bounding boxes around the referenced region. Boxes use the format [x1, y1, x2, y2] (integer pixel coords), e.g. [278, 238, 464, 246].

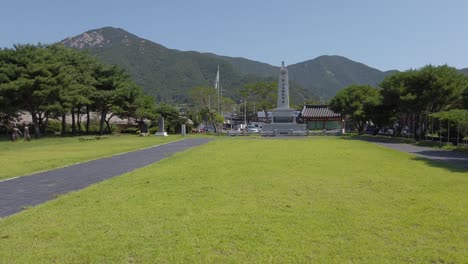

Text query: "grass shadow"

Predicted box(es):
[410, 156, 468, 173]
[343, 134, 415, 144]
[343, 135, 468, 172]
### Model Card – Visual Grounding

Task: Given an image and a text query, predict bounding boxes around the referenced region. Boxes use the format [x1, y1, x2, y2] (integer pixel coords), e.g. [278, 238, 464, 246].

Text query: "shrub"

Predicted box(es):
[46, 120, 63, 135]
[149, 127, 159, 134]
[121, 127, 139, 134]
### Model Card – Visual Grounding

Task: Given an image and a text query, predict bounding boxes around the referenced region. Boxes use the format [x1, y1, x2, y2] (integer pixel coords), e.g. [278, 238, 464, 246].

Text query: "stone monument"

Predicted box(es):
[181, 124, 186, 137]
[261, 61, 307, 136]
[155, 117, 168, 137]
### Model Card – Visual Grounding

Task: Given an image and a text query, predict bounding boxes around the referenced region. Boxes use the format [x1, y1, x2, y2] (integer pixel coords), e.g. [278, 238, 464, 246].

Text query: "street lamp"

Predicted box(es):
[238, 98, 247, 130]
[244, 98, 247, 128]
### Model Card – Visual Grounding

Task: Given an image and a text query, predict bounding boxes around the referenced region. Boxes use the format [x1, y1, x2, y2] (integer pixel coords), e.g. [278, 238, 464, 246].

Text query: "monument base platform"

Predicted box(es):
[261, 123, 307, 136]
[272, 108, 296, 123]
[155, 132, 168, 137]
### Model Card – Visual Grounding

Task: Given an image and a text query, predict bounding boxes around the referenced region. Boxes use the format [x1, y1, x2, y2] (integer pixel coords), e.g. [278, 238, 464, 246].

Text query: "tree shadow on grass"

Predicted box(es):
[410, 156, 468, 173]
[344, 135, 415, 144]
[342, 135, 468, 173]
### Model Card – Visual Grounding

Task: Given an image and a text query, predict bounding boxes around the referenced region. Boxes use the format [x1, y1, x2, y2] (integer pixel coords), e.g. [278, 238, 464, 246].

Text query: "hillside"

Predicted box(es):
[62, 27, 248, 102]
[288, 56, 395, 100]
[62, 27, 399, 103]
[460, 68, 468, 75]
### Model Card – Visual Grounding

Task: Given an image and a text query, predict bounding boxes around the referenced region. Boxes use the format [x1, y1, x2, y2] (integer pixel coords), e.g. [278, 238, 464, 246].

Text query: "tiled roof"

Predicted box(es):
[301, 105, 341, 118]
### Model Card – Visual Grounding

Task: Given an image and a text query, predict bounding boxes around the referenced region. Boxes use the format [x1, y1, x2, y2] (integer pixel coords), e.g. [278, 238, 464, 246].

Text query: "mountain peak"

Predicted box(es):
[62, 31, 107, 49]
[62, 26, 138, 49]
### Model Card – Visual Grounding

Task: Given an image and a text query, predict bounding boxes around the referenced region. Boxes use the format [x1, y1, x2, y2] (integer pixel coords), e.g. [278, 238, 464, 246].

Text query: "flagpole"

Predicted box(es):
[216, 65, 220, 114]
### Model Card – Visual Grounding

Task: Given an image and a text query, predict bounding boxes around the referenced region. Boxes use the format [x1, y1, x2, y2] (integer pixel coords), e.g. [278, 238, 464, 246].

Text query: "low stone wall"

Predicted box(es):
[261, 123, 307, 136]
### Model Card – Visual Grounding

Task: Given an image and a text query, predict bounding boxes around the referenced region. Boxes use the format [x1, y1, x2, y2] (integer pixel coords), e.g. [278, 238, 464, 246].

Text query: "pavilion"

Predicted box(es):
[300, 105, 344, 131]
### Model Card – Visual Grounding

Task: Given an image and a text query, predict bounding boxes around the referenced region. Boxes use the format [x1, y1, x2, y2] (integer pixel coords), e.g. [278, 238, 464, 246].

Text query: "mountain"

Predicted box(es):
[287, 55, 395, 100]
[62, 27, 244, 102]
[61, 27, 397, 103]
[460, 68, 468, 75]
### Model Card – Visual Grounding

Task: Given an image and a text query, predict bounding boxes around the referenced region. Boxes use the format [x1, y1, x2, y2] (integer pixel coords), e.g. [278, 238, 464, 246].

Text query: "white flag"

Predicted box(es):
[214, 65, 220, 91]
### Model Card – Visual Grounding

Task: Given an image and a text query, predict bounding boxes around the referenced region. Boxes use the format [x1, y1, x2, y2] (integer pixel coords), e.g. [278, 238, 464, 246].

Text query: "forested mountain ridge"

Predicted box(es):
[62, 27, 467, 104]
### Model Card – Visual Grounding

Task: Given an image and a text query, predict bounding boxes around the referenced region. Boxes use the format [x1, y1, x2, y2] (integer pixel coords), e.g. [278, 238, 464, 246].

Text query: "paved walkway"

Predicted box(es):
[357, 137, 468, 170]
[0, 138, 212, 218]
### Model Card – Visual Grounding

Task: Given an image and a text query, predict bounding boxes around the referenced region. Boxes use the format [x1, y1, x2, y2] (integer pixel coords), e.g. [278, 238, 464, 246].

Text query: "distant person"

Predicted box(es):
[8, 123, 15, 141]
[10, 123, 21, 141]
[23, 123, 31, 141]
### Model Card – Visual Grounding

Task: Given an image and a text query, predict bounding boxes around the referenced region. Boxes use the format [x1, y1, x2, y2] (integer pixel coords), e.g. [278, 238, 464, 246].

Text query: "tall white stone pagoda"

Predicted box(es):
[271, 61, 295, 123]
[261, 61, 307, 136]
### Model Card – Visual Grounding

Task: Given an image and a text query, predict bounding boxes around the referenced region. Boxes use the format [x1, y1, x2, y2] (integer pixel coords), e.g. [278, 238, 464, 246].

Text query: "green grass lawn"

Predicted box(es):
[0, 138, 466, 263]
[0, 135, 181, 180]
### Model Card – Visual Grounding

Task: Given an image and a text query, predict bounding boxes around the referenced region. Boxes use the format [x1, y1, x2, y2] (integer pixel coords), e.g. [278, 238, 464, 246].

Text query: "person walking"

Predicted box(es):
[23, 123, 31, 141]
[8, 123, 19, 141]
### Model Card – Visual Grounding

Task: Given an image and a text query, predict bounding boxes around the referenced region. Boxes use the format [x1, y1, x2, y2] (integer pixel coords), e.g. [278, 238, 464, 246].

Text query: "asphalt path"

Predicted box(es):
[0, 138, 212, 218]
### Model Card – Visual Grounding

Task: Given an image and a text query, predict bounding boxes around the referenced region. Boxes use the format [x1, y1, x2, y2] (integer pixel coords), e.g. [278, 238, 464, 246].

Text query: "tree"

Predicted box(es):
[380, 65, 468, 138]
[241, 81, 276, 123]
[189, 86, 222, 132]
[92, 65, 136, 135]
[0, 48, 21, 129]
[116, 86, 157, 132]
[155, 103, 186, 134]
[49, 44, 97, 135]
[0, 44, 62, 137]
[329, 85, 380, 134]
[0, 43, 159, 137]
[431, 109, 468, 144]
[463, 87, 468, 109]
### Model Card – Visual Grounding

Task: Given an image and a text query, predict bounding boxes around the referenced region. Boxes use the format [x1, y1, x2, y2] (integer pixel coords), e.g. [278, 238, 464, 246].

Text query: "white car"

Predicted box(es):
[245, 125, 260, 133]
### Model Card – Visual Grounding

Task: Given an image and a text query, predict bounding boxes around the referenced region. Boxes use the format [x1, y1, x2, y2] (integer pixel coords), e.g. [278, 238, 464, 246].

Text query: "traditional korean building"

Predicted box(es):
[300, 105, 343, 130]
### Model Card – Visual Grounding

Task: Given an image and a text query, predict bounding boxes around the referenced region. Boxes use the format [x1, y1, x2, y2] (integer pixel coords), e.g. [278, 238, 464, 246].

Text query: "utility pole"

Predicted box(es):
[244, 98, 247, 127]
[215, 65, 220, 114]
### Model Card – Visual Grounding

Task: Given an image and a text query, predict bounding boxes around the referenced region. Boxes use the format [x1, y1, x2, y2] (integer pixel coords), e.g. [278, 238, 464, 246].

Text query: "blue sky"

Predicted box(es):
[1, 0, 467, 70]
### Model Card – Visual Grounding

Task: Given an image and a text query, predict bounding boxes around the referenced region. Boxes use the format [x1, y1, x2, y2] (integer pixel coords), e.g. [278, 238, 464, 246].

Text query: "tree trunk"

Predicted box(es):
[37, 112, 45, 135]
[355, 121, 364, 134]
[71, 107, 76, 135]
[77, 106, 82, 135]
[43, 115, 49, 136]
[105, 113, 115, 134]
[212, 121, 217, 133]
[31, 113, 41, 138]
[105, 120, 111, 134]
[86, 105, 90, 134]
[99, 110, 106, 136]
[61, 114, 67, 136]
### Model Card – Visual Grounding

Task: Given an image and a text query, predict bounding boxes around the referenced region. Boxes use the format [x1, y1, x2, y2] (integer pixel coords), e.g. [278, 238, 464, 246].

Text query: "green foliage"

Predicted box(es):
[329, 84, 380, 133]
[287, 55, 393, 100]
[241, 81, 277, 122]
[60, 27, 468, 106]
[330, 65, 468, 138]
[62, 27, 401, 104]
[380, 65, 467, 114]
[155, 103, 187, 134]
[377, 65, 468, 137]
[431, 109, 468, 123]
[148, 126, 159, 134]
[188, 86, 225, 132]
[463, 87, 468, 109]
[0, 43, 158, 137]
[45, 120, 63, 134]
[120, 127, 139, 134]
[431, 109, 468, 139]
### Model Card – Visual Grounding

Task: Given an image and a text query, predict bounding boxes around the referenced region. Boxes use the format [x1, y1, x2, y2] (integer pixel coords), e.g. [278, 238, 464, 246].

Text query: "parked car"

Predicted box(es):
[245, 125, 259, 133]
[378, 128, 394, 135]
